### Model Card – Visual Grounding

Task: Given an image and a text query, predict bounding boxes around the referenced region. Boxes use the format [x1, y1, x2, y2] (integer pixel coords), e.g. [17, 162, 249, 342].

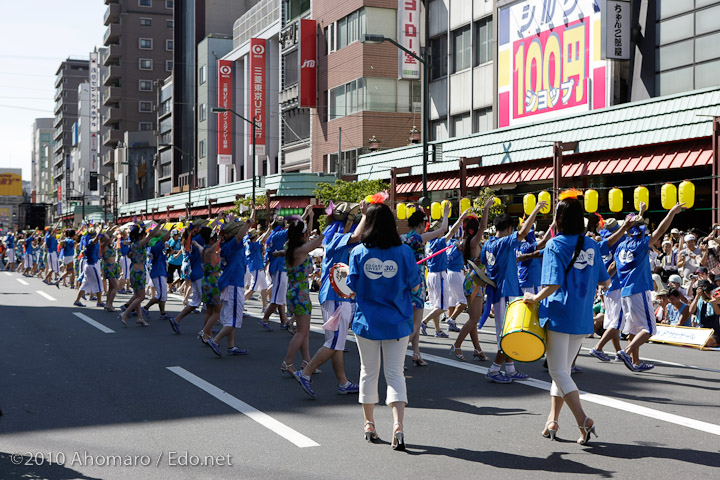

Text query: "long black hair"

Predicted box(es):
[362, 204, 401, 249]
[129, 227, 145, 243]
[462, 217, 480, 261]
[555, 197, 585, 235]
[286, 219, 306, 265]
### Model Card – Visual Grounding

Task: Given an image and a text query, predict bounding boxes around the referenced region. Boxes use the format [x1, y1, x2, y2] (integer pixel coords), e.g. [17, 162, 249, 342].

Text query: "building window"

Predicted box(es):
[139, 122, 153, 131]
[139, 59, 153, 70]
[139, 0, 151, 6]
[139, 38, 153, 50]
[451, 113, 471, 138]
[473, 107, 492, 133]
[199, 65, 207, 85]
[166, 0, 174, 8]
[283, 49, 299, 87]
[199, 103, 207, 122]
[166, 39, 173, 51]
[430, 35, 448, 80]
[452, 25, 471, 73]
[166, 60, 173, 71]
[284, 0, 311, 23]
[139, 80, 153, 91]
[328, 23, 335, 53]
[475, 17, 493, 65]
[167, 19, 174, 28]
[199, 140, 206, 158]
[140, 18, 152, 27]
[338, 16, 348, 49]
[139, 101, 153, 112]
[330, 8, 365, 52]
[430, 118, 447, 141]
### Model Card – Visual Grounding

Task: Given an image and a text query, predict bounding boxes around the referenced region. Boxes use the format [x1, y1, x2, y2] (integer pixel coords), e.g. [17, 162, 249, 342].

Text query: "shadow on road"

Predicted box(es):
[0, 452, 103, 480]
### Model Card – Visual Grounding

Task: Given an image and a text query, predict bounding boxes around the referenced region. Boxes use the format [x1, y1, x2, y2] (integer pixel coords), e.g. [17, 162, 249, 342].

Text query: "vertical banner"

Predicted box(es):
[603, 0, 631, 60]
[217, 60, 233, 166]
[497, 0, 608, 128]
[398, 0, 420, 79]
[299, 19, 317, 108]
[249, 38, 266, 156]
[89, 52, 100, 133]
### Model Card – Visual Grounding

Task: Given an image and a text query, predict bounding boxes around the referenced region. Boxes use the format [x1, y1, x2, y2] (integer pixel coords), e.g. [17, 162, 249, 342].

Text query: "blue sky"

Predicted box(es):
[0, 0, 106, 180]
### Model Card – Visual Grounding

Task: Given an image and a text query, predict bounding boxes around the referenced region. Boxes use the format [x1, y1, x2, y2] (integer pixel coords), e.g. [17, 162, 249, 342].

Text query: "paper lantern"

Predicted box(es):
[523, 193, 536, 216]
[609, 188, 623, 213]
[430, 202, 442, 220]
[538, 191, 552, 214]
[634, 186, 649, 211]
[441, 199, 451, 217]
[661, 183, 677, 210]
[679, 180, 694, 209]
[584, 189, 598, 213]
[397, 203, 407, 220]
[407, 205, 416, 218]
[460, 197, 471, 213]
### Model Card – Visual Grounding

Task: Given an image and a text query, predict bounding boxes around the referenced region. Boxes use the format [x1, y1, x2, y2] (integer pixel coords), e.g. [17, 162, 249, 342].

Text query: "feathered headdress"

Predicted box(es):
[559, 188, 583, 200]
[366, 191, 389, 205]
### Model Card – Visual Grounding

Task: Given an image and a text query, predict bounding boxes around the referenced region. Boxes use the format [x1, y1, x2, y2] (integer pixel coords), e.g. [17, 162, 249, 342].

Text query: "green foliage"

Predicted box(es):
[471, 187, 505, 227]
[313, 179, 390, 205]
[228, 195, 267, 221]
[317, 214, 329, 232]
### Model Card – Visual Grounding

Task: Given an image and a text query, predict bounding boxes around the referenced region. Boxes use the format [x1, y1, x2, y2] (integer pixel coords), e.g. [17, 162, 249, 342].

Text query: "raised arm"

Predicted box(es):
[444, 208, 470, 242]
[420, 202, 451, 243]
[536, 219, 556, 250]
[518, 200, 547, 241]
[349, 201, 368, 244]
[650, 203, 685, 247]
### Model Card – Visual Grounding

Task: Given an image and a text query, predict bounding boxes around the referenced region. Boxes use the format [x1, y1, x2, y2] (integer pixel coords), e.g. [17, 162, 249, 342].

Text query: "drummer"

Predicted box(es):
[480, 199, 546, 383]
[516, 225, 551, 296]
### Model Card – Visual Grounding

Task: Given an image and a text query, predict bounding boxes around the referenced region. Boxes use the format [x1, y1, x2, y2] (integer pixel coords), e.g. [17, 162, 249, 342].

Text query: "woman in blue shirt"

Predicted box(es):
[347, 201, 421, 451]
[524, 193, 610, 445]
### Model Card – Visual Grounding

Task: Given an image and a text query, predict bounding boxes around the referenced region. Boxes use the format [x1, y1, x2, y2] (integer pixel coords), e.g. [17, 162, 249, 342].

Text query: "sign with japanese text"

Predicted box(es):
[89, 52, 100, 133]
[650, 325, 714, 349]
[249, 38, 266, 156]
[398, 0, 420, 79]
[0, 173, 22, 196]
[299, 19, 317, 108]
[603, 0, 630, 60]
[217, 60, 233, 166]
[497, 0, 609, 128]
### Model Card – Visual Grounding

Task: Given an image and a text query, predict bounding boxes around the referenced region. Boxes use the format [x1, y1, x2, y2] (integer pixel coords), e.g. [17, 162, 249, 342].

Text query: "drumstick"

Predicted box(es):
[416, 245, 453, 265]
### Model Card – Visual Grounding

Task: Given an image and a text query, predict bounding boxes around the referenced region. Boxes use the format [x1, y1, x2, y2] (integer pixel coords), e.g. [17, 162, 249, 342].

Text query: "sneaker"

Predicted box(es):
[120, 304, 128, 312]
[440, 314, 448, 323]
[571, 366, 583, 374]
[434, 331, 449, 338]
[633, 362, 654, 372]
[614, 353, 624, 362]
[616, 350, 637, 372]
[73, 301, 85, 307]
[506, 370, 530, 380]
[420, 322, 428, 336]
[337, 381, 360, 395]
[589, 348, 611, 362]
[447, 319, 461, 332]
[227, 347, 249, 355]
[258, 320, 275, 332]
[168, 317, 181, 335]
[280, 322, 289, 330]
[208, 339, 222, 357]
[485, 370, 512, 384]
[294, 371, 316, 397]
[96, 302, 105, 308]
[141, 307, 150, 318]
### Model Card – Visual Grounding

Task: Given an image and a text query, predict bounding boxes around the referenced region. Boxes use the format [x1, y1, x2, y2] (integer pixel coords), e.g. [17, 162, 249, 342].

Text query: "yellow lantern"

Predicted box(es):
[407, 205, 416, 218]
[460, 197, 471, 213]
[493, 197, 502, 207]
[430, 202, 442, 220]
[661, 183, 677, 210]
[584, 189, 598, 213]
[396, 203, 407, 220]
[679, 180, 695, 209]
[609, 188, 623, 213]
[441, 199, 452, 217]
[538, 191, 552, 214]
[634, 186, 649, 211]
[523, 193, 536, 216]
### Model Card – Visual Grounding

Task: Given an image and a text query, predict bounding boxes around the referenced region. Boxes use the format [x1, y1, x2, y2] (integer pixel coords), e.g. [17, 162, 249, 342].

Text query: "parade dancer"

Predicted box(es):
[73, 229, 105, 308]
[119, 223, 161, 326]
[196, 227, 222, 348]
[99, 227, 120, 312]
[43, 224, 60, 284]
[174, 224, 209, 329]
[444, 238, 466, 332]
[22, 235, 36, 276]
[142, 227, 173, 320]
[481, 199, 546, 383]
[118, 230, 131, 293]
[166, 229, 183, 292]
[259, 217, 289, 331]
[4, 230, 16, 271]
[244, 228, 269, 309]
[57, 230, 76, 287]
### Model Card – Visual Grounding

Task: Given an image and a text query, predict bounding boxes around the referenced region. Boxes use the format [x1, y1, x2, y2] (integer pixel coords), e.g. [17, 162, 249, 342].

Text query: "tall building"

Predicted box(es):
[69, 83, 101, 213]
[53, 58, 89, 219]
[156, 75, 174, 196]
[31, 118, 54, 209]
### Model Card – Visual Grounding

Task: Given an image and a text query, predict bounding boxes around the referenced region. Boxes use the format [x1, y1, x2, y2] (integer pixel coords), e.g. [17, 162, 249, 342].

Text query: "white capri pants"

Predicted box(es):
[47, 251, 59, 273]
[220, 285, 245, 328]
[24, 253, 34, 269]
[493, 296, 517, 347]
[546, 330, 584, 397]
[152, 276, 168, 302]
[248, 269, 268, 292]
[622, 291, 656, 336]
[322, 301, 353, 351]
[355, 334, 410, 405]
[189, 278, 203, 308]
[6, 248, 15, 264]
[447, 270, 466, 306]
[426, 271, 449, 310]
[603, 289, 625, 330]
[121, 256, 131, 280]
[80, 263, 103, 294]
[269, 271, 288, 306]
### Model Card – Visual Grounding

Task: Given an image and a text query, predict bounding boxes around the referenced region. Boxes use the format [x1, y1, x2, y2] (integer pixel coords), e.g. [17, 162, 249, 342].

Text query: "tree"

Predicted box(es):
[228, 195, 267, 221]
[313, 179, 389, 231]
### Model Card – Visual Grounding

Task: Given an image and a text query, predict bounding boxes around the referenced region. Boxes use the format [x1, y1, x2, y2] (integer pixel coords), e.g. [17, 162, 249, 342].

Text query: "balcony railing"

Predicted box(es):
[104, 3, 120, 25]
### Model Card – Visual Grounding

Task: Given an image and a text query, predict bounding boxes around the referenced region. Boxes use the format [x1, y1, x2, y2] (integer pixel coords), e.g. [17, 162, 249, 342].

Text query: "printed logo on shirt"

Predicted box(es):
[573, 249, 596, 270]
[485, 251, 496, 266]
[363, 258, 399, 280]
[617, 249, 634, 265]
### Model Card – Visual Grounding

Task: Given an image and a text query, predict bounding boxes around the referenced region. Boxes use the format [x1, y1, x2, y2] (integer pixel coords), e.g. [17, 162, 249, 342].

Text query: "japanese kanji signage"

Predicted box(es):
[398, 0, 420, 79]
[603, 0, 630, 60]
[249, 38, 266, 156]
[217, 60, 233, 166]
[497, 0, 609, 128]
[89, 52, 100, 133]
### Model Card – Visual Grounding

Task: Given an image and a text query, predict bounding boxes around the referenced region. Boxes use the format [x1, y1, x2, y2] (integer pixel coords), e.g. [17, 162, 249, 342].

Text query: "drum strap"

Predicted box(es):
[565, 235, 585, 275]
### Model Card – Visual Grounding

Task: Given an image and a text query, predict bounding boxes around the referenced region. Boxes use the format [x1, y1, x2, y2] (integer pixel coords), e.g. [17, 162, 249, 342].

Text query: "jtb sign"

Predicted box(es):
[249, 38, 266, 156]
[299, 19, 317, 108]
[498, 0, 608, 128]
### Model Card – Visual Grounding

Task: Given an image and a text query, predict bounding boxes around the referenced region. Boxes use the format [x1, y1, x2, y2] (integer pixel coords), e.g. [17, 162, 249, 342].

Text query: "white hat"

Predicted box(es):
[662, 240, 672, 247]
[170, 229, 179, 236]
[668, 274, 683, 284]
[684, 234, 696, 242]
[671, 228, 680, 234]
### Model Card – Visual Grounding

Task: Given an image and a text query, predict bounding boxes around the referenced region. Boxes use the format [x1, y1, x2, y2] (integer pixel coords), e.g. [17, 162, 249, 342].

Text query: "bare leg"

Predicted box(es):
[284, 315, 310, 365]
[625, 331, 652, 364]
[106, 278, 118, 309]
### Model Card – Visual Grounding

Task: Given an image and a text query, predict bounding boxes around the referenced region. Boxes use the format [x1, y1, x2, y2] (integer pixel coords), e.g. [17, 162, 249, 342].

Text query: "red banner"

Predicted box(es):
[249, 38, 266, 156]
[299, 19, 317, 108]
[217, 60, 233, 165]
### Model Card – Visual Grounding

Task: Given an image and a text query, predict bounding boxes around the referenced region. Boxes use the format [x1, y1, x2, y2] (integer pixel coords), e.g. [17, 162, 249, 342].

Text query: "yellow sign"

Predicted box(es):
[0, 173, 22, 196]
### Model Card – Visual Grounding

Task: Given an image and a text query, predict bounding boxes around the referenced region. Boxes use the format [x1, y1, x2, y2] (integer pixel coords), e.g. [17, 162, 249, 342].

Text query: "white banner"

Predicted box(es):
[650, 325, 714, 349]
[398, 0, 420, 79]
[89, 52, 100, 133]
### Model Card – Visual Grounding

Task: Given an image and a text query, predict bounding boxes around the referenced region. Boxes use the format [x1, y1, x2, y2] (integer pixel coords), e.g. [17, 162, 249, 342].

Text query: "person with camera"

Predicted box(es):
[688, 280, 720, 347]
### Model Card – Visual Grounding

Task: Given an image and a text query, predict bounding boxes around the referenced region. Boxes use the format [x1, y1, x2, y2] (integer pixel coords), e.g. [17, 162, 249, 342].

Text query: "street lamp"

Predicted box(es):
[361, 33, 430, 203]
[211, 107, 259, 204]
[159, 143, 194, 219]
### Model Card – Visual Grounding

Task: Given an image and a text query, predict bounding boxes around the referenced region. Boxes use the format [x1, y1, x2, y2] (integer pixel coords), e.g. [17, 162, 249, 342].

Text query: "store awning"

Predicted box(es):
[269, 198, 312, 209]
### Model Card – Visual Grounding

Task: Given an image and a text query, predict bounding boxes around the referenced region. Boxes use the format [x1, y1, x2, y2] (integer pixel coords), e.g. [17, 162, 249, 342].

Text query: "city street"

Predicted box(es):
[0, 272, 718, 480]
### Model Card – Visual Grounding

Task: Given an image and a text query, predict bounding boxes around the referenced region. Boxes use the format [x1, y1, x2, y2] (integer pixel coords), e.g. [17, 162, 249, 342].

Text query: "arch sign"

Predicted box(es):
[498, 0, 609, 128]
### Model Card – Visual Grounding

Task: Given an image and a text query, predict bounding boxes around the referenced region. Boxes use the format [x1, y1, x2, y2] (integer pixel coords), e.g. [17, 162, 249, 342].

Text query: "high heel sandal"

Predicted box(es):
[450, 345, 465, 361]
[391, 422, 405, 451]
[412, 353, 428, 366]
[542, 420, 559, 441]
[364, 421, 379, 443]
[473, 349, 489, 361]
[577, 417, 597, 445]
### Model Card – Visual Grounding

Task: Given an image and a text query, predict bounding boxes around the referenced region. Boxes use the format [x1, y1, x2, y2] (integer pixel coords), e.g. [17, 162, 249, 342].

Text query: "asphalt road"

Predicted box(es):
[0, 271, 719, 480]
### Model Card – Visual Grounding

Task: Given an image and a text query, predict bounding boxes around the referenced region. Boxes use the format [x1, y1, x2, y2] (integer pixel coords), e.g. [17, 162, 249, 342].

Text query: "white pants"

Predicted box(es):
[355, 334, 409, 405]
[189, 278, 203, 308]
[24, 254, 33, 269]
[621, 291, 656, 336]
[546, 330, 584, 397]
[248, 269, 268, 292]
[220, 286, 245, 328]
[322, 301, 353, 351]
[121, 256, 131, 279]
[63, 255, 73, 265]
[152, 276, 168, 302]
[447, 270, 466, 306]
[7, 248, 15, 264]
[426, 271, 449, 310]
[269, 271, 288, 306]
[47, 251, 59, 273]
[493, 296, 516, 347]
[603, 289, 625, 330]
[521, 286, 539, 295]
[80, 263, 103, 294]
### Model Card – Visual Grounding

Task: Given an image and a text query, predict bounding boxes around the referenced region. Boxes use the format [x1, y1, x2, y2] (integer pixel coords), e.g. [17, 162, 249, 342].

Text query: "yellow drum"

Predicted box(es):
[500, 299, 546, 363]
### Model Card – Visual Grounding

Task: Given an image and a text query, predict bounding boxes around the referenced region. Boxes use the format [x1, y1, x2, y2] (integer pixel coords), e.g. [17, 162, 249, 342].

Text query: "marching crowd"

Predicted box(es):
[1, 191, 714, 450]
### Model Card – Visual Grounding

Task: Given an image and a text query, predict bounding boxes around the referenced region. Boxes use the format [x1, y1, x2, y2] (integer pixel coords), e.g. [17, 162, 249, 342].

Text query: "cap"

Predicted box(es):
[662, 239, 672, 247]
[699, 280, 714, 292]
[698, 266, 709, 273]
[429, 220, 442, 231]
[671, 228, 680, 234]
[170, 229, 179, 236]
[668, 274, 683, 284]
[684, 233, 696, 242]
[655, 288, 669, 297]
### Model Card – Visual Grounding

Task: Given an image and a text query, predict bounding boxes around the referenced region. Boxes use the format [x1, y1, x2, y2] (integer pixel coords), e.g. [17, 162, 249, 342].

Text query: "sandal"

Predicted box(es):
[577, 417, 597, 445]
[412, 353, 428, 367]
[450, 345, 465, 361]
[473, 349, 489, 361]
[364, 421, 379, 443]
[301, 360, 321, 374]
[542, 420, 559, 440]
[281, 361, 296, 376]
[391, 422, 405, 451]
[104, 307, 116, 313]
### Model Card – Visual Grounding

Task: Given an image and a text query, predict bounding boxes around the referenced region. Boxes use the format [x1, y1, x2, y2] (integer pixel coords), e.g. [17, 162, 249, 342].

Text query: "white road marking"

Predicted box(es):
[3, 271, 12, 276]
[73, 312, 115, 334]
[168, 366, 320, 448]
[16, 278, 28, 285]
[36, 290, 56, 301]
